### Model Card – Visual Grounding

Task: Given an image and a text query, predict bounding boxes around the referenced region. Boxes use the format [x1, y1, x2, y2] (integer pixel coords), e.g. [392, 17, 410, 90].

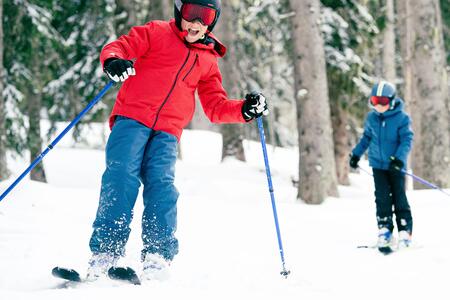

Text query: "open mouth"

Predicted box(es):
[188, 28, 200, 35]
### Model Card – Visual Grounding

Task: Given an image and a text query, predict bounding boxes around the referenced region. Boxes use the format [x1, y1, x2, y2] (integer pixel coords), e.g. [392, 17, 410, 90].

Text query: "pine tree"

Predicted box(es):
[216, 0, 246, 162]
[47, 0, 116, 142]
[289, 0, 339, 204]
[409, 0, 450, 188]
[320, 0, 379, 185]
[440, 0, 450, 64]
[0, 0, 7, 180]
[3, 0, 65, 182]
[237, 0, 296, 148]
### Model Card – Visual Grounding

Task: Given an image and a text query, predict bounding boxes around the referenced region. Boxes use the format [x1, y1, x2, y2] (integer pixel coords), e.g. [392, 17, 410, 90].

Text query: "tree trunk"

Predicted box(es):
[189, 94, 219, 132]
[328, 68, 352, 186]
[397, 0, 418, 190]
[215, 0, 246, 162]
[28, 37, 46, 183]
[0, 0, 7, 180]
[266, 30, 278, 148]
[27, 89, 46, 183]
[147, 0, 172, 21]
[289, 0, 339, 204]
[409, 0, 450, 188]
[331, 104, 350, 186]
[117, 0, 140, 34]
[382, 0, 397, 82]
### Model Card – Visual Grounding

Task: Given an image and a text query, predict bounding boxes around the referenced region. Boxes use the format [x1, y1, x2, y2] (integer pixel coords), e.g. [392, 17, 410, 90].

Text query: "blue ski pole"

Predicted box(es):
[358, 166, 450, 198]
[0, 81, 115, 203]
[401, 170, 450, 198]
[357, 166, 373, 177]
[256, 117, 290, 278]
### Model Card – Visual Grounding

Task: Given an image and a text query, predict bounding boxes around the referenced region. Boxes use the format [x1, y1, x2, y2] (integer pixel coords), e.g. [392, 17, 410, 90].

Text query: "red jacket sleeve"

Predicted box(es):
[100, 22, 155, 67]
[197, 61, 246, 124]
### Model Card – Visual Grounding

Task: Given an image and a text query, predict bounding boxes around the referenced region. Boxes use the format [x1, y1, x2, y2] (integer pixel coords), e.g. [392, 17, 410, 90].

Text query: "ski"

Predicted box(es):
[108, 266, 141, 285]
[357, 244, 395, 255]
[52, 266, 141, 285]
[357, 243, 422, 254]
[52, 267, 82, 283]
[377, 246, 394, 255]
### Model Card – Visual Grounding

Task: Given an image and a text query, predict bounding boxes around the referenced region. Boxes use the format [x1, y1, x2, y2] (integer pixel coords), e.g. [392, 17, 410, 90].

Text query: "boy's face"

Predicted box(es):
[373, 104, 390, 113]
[181, 19, 209, 43]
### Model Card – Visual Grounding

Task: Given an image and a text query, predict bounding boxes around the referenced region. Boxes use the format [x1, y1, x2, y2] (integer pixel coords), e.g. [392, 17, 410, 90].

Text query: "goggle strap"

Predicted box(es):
[175, 0, 182, 10]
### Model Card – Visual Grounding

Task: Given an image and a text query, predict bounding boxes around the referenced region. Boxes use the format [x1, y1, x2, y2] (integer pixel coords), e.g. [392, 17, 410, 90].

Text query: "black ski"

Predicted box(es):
[358, 242, 421, 255]
[108, 267, 141, 285]
[52, 267, 82, 282]
[357, 245, 395, 255]
[52, 266, 141, 285]
[377, 246, 394, 255]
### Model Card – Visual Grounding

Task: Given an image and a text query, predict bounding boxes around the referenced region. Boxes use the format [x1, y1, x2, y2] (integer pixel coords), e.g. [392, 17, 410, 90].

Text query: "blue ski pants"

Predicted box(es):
[89, 116, 179, 261]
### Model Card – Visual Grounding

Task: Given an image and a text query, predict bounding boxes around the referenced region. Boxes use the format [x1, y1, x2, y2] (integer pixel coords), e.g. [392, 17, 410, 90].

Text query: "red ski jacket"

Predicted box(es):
[100, 19, 246, 140]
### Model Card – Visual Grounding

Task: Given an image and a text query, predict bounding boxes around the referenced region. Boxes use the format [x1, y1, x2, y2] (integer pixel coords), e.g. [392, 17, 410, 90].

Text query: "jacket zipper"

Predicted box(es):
[378, 115, 384, 165]
[151, 50, 191, 129]
[182, 54, 198, 82]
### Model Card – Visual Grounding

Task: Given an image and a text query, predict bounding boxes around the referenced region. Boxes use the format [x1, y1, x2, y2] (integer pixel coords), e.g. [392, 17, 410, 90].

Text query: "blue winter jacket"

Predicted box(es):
[352, 98, 414, 170]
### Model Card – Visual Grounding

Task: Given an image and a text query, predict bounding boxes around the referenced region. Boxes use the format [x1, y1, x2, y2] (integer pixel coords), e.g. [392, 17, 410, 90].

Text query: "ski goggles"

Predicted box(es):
[370, 96, 391, 106]
[181, 3, 217, 26]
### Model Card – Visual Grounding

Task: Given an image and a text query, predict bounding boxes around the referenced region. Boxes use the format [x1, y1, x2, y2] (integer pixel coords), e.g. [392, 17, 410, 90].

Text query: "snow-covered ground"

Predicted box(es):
[1, 127, 450, 300]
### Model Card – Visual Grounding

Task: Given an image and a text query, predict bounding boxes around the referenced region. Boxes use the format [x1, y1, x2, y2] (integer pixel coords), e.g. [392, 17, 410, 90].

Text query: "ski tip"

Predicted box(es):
[108, 267, 141, 285]
[357, 245, 370, 248]
[378, 247, 394, 255]
[52, 267, 82, 282]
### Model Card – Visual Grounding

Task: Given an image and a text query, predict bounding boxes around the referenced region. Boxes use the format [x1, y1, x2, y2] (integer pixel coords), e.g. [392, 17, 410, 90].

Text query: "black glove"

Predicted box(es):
[104, 58, 136, 82]
[389, 156, 404, 172]
[242, 92, 269, 122]
[349, 154, 360, 169]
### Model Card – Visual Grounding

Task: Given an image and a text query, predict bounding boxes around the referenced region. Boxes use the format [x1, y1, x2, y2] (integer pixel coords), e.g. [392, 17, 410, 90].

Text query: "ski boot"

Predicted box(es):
[398, 230, 412, 249]
[86, 253, 118, 281]
[377, 227, 393, 255]
[142, 253, 170, 281]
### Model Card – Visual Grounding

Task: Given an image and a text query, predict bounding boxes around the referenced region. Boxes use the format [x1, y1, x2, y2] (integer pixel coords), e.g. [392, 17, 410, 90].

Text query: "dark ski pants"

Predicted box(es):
[372, 168, 413, 233]
[89, 116, 179, 261]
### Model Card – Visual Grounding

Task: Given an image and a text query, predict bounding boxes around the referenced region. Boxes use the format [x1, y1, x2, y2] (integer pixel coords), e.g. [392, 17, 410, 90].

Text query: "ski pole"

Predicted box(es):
[358, 166, 450, 198]
[0, 81, 115, 203]
[256, 117, 290, 278]
[401, 170, 450, 198]
[357, 166, 373, 177]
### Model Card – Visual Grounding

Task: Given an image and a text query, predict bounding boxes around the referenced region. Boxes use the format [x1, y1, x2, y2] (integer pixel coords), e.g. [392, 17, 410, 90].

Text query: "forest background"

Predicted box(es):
[0, 0, 449, 204]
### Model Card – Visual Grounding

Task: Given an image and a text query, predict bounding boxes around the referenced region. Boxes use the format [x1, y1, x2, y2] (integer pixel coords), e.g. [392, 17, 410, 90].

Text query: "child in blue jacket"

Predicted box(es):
[349, 81, 414, 250]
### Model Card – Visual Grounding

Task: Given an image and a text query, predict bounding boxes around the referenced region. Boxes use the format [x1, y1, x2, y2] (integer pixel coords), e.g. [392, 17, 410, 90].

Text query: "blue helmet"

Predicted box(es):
[371, 81, 396, 99]
[370, 81, 397, 108]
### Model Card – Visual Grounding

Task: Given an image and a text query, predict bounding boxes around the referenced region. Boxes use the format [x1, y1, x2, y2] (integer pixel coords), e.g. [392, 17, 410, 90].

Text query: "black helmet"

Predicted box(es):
[174, 0, 221, 32]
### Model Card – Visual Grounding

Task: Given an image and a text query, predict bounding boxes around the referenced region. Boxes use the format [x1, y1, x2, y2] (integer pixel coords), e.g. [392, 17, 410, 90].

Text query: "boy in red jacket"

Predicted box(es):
[88, 0, 268, 281]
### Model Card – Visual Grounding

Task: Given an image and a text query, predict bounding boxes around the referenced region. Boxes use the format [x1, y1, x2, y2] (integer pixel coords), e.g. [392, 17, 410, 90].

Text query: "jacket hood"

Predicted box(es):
[169, 19, 226, 57]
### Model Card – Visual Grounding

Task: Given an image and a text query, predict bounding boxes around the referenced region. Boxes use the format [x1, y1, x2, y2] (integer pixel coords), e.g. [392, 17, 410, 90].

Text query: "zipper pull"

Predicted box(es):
[382, 121, 386, 127]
